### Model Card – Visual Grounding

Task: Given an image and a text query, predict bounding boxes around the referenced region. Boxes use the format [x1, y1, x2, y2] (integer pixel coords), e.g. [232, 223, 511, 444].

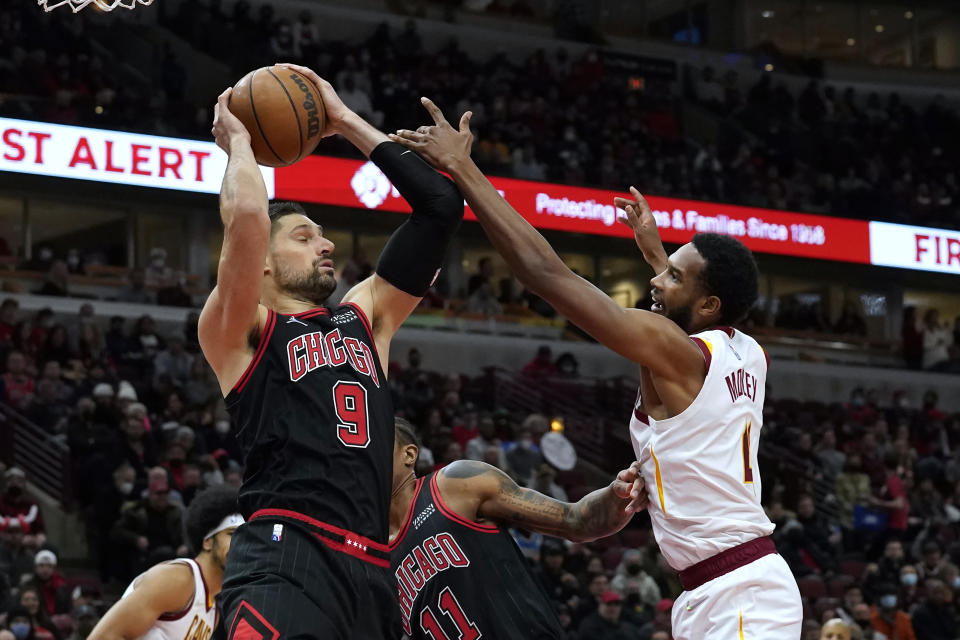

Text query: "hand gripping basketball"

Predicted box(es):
[211, 88, 252, 155]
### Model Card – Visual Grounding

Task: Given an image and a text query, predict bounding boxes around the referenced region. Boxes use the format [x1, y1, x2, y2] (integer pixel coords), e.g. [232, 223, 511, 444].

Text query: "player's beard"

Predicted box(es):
[274, 257, 336, 306]
[666, 303, 695, 334]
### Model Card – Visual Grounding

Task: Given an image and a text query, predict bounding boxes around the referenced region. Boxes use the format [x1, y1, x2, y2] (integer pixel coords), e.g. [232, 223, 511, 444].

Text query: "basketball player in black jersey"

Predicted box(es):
[389, 419, 648, 640]
[203, 65, 463, 640]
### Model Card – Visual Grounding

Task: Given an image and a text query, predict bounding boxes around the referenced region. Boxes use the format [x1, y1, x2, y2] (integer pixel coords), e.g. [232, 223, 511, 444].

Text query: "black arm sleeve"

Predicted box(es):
[371, 141, 464, 296]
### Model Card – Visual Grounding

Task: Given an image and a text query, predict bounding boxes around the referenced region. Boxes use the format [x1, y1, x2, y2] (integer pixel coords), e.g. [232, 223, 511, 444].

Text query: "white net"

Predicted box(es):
[38, 0, 154, 12]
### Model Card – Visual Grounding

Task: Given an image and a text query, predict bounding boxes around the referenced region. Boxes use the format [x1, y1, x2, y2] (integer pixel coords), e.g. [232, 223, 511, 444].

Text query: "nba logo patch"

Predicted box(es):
[272, 524, 283, 542]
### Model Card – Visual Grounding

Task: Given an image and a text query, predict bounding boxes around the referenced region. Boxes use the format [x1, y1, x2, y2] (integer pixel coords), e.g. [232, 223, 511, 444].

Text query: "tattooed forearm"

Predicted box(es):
[571, 487, 633, 542]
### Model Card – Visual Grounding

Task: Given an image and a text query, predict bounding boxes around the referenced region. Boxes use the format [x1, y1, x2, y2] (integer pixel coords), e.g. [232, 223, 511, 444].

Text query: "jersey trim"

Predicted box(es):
[249, 508, 391, 567]
[232, 309, 277, 394]
[389, 477, 425, 551]
[290, 306, 330, 318]
[430, 472, 499, 533]
[196, 560, 213, 611]
[690, 337, 713, 372]
[338, 301, 380, 360]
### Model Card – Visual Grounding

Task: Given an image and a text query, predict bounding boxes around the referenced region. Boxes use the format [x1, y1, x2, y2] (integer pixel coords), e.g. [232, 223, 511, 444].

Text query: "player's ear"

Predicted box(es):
[700, 294, 722, 320]
[403, 444, 419, 468]
[202, 536, 214, 553]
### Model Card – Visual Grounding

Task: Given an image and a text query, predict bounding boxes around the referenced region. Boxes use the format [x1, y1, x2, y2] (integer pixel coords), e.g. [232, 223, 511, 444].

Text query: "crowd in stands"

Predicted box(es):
[1, 296, 960, 638]
[1, 2, 958, 230]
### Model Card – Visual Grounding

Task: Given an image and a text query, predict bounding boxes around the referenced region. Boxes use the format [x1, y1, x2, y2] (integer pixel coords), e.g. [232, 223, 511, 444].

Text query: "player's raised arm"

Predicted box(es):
[278, 65, 464, 365]
[437, 460, 646, 543]
[389, 99, 703, 384]
[199, 89, 271, 394]
[87, 564, 194, 640]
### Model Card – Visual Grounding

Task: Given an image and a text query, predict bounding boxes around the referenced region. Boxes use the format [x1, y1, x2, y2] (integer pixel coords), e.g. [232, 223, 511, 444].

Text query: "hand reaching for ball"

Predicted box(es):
[211, 87, 251, 155]
[276, 63, 351, 138]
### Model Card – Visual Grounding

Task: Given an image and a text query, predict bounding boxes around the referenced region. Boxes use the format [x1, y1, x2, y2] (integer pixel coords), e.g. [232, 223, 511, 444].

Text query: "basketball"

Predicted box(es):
[228, 65, 326, 167]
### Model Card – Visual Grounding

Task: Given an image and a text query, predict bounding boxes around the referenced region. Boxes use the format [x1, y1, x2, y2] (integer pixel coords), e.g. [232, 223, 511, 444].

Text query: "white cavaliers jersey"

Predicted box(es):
[122, 559, 216, 640]
[629, 327, 775, 572]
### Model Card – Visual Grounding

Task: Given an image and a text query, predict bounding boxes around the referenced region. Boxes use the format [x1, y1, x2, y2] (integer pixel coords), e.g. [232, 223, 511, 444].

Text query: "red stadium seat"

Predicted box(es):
[619, 528, 650, 549]
[827, 574, 855, 598]
[602, 546, 625, 571]
[840, 560, 867, 580]
[796, 576, 826, 599]
[814, 596, 841, 618]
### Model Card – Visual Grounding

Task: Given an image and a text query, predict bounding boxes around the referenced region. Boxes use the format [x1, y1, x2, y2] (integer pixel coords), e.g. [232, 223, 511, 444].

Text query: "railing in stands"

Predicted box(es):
[487, 367, 640, 470]
[0, 402, 73, 511]
[759, 441, 839, 522]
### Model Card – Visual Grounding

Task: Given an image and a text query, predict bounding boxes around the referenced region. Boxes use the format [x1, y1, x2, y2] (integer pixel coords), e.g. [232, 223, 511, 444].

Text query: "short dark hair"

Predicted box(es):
[183, 485, 239, 555]
[268, 201, 307, 239]
[690, 233, 759, 325]
[395, 417, 420, 449]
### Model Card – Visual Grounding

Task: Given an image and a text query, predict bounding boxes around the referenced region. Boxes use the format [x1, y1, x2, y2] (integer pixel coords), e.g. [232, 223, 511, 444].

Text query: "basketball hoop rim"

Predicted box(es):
[37, 0, 155, 12]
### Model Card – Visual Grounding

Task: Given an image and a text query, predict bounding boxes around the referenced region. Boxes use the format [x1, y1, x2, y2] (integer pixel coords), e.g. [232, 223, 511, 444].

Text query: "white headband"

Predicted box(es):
[204, 513, 244, 540]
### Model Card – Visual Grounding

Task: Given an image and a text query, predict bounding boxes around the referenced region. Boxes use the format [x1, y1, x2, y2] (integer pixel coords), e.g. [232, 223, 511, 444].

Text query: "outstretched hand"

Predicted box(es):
[389, 97, 474, 173]
[614, 187, 668, 273]
[612, 461, 649, 513]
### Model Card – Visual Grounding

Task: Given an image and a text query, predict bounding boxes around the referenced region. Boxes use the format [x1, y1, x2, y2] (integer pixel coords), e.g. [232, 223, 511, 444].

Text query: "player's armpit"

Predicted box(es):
[534, 269, 704, 381]
[87, 563, 195, 640]
[340, 274, 419, 373]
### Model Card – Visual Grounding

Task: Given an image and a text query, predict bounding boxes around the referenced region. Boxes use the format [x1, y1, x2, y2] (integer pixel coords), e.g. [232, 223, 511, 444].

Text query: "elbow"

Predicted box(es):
[432, 179, 466, 229]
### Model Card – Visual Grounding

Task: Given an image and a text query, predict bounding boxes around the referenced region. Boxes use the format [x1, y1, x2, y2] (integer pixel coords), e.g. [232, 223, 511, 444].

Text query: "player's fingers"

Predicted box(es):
[387, 133, 422, 148]
[630, 187, 652, 213]
[393, 129, 425, 142]
[610, 480, 633, 499]
[420, 97, 448, 126]
[459, 110, 473, 133]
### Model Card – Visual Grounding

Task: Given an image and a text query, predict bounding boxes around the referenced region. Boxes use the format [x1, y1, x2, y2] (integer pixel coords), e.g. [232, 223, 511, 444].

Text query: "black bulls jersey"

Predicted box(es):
[389, 472, 565, 639]
[225, 303, 393, 543]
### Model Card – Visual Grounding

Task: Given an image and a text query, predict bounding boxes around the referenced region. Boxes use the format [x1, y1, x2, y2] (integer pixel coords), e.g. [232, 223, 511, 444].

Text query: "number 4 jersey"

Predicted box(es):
[390, 472, 566, 640]
[225, 303, 393, 544]
[629, 327, 775, 572]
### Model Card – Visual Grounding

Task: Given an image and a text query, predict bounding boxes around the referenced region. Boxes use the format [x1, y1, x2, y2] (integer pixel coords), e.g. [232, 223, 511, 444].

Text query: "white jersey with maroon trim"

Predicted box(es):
[122, 559, 215, 640]
[629, 327, 774, 572]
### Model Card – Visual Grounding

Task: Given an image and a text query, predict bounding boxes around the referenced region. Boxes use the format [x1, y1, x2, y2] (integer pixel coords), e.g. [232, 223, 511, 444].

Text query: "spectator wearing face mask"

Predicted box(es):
[869, 582, 916, 640]
[5, 606, 38, 640]
[898, 564, 920, 610]
[506, 427, 543, 482]
[92, 463, 137, 582]
[64, 605, 99, 640]
[611, 549, 661, 609]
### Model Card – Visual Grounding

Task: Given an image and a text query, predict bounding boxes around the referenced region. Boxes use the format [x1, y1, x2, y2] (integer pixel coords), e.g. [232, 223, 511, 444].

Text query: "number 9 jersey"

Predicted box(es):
[629, 326, 774, 573]
[225, 303, 393, 544]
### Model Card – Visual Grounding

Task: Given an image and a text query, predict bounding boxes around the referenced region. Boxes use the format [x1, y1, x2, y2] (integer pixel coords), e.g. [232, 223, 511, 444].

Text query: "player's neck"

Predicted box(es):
[194, 553, 224, 597]
[260, 290, 326, 316]
[389, 473, 418, 543]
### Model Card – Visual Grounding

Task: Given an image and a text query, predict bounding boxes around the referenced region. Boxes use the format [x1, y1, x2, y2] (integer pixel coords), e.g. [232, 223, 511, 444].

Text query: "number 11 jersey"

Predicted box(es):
[225, 303, 393, 544]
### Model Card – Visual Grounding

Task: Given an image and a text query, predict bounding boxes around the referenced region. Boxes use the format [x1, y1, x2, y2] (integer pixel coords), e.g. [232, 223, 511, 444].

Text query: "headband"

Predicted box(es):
[204, 513, 244, 540]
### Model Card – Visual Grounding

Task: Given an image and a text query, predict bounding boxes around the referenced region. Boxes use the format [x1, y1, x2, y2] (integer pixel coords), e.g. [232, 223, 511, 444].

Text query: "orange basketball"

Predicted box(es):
[229, 65, 326, 167]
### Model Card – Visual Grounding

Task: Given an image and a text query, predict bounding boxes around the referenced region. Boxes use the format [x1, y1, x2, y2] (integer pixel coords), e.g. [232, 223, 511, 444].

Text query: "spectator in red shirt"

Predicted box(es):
[2, 350, 35, 410]
[523, 345, 557, 378]
[23, 550, 71, 615]
[869, 452, 909, 533]
[870, 582, 916, 640]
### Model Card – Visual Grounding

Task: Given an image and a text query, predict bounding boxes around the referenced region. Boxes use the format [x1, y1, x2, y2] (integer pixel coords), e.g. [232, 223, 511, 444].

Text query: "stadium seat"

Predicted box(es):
[814, 596, 841, 618]
[827, 574, 855, 598]
[840, 560, 867, 580]
[796, 576, 826, 599]
[602, 546, 625, 571]
[619, 528, 650, 549]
